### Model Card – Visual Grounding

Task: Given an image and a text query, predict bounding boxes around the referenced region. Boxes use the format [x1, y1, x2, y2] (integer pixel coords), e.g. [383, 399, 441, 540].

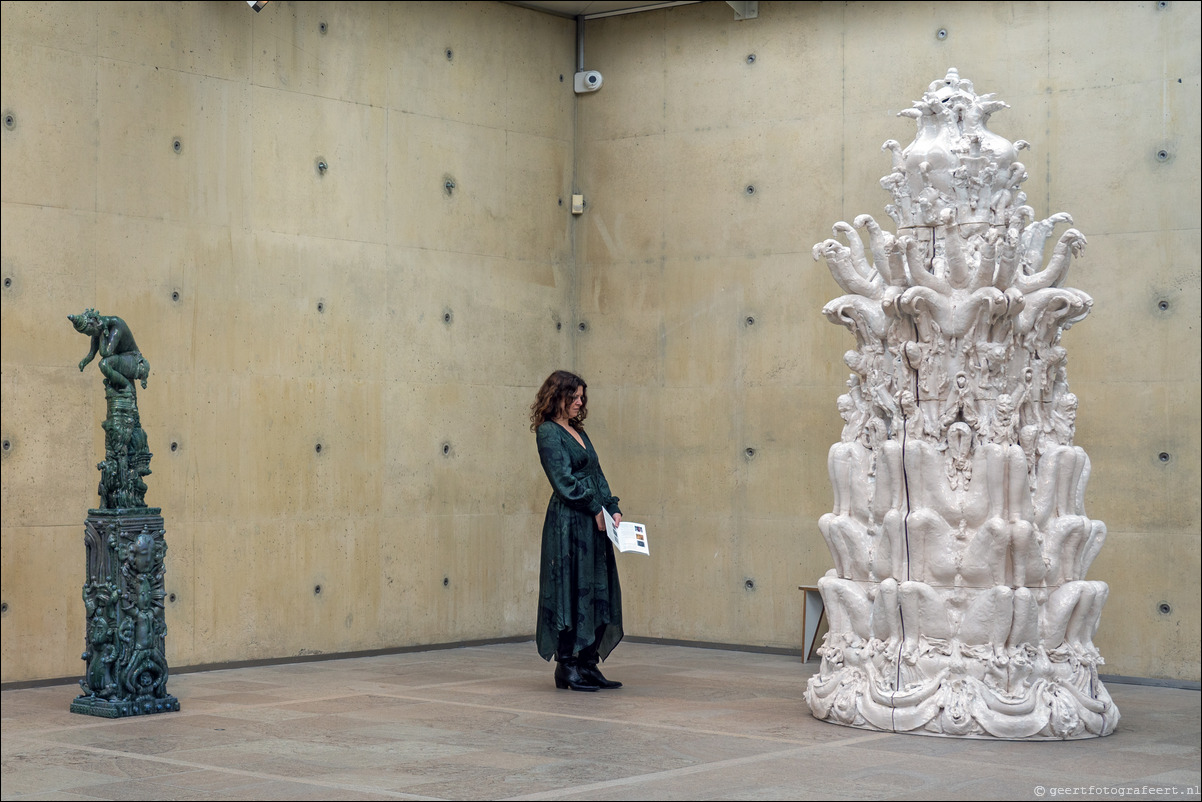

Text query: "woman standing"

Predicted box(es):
[530, 370, 624, 691]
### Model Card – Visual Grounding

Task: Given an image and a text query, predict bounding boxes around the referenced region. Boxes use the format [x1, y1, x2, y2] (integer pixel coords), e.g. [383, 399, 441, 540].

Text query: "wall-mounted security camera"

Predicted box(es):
[574, 70, 603, 94]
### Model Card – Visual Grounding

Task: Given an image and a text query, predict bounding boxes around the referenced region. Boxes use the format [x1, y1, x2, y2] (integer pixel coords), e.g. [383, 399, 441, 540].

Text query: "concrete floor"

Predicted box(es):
[1, 642, 1199, 801]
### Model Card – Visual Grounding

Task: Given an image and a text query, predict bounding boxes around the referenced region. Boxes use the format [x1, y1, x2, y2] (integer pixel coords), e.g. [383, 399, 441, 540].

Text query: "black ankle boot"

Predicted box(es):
[554, 658, 599, 691]
[578, 659, 622, 689]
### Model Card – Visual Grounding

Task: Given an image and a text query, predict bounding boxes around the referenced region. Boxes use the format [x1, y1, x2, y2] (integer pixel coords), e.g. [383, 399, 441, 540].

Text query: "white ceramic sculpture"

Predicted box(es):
[805, 69, 1118, 740]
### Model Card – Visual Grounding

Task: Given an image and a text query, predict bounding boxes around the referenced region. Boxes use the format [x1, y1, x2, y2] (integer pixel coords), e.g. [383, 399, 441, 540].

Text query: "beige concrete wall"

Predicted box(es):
[574, 1, 1200, 680]
[1, 0, 1198, 685]
[1, 0, 577, 682]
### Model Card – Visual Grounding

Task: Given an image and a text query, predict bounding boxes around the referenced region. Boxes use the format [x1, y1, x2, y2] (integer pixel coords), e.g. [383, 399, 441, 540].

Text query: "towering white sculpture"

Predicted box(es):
[805, 70, 1118, 739]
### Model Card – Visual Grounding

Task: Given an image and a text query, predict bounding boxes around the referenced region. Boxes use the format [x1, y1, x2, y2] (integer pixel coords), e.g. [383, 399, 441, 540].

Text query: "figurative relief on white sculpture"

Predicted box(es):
[803, 69, 1117, 739]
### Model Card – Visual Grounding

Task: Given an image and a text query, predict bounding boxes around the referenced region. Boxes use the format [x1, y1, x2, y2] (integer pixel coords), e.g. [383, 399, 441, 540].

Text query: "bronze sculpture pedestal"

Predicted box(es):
[70, 509, 179, 718]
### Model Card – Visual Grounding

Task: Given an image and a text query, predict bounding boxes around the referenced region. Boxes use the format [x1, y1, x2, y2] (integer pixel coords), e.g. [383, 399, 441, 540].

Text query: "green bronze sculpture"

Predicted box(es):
[71, 309, 150, 391]
[69, 310, 177, 718]
[69, 310, 152, 509]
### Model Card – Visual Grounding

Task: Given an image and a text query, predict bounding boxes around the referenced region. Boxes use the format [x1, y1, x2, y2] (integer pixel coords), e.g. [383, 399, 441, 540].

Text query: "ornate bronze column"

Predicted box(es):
[68, 310, 179, 717]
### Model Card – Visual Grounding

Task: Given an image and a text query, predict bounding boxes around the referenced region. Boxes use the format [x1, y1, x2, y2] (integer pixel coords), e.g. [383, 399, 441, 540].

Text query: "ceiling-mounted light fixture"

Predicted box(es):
[247, 1, 269, 11]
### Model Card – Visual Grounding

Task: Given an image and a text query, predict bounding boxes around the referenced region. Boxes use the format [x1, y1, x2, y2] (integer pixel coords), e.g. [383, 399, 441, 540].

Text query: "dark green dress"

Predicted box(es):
[535, 421, 623, 662]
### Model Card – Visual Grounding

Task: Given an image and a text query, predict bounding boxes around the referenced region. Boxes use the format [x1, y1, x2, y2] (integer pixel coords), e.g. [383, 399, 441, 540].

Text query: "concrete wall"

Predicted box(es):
[1, 0, 577, 682]
[1, 0, 1198, 685]
[573, 0, 1200, 681]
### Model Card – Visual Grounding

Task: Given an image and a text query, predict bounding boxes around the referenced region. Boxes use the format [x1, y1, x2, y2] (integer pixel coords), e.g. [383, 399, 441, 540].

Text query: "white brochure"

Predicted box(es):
[603, 508, 650, 556]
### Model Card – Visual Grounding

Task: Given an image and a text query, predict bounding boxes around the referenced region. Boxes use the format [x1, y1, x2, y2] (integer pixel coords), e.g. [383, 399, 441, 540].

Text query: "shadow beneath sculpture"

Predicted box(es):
[805, 71, 1117, 740]
[68, 310, 179, 718]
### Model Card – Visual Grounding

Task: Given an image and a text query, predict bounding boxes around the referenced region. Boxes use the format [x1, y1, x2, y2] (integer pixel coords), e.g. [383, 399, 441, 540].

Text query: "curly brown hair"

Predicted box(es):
[530, 370, 588, 431]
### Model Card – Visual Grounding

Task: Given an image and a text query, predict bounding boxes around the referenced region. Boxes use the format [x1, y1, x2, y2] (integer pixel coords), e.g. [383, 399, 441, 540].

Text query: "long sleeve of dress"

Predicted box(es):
[536, 423, 605, 515]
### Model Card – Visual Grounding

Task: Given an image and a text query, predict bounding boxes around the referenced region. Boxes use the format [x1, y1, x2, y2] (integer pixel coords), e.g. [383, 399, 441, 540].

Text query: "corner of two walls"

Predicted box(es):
[1, 0, 1198, 684]
[0, 0, 578, 683]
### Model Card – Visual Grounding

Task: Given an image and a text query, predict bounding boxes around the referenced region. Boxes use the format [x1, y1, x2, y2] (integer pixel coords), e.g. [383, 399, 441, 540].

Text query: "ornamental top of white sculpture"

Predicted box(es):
[811, 66, 1090, 462]
[804, 70, 1116, 741]
[883, 68, 1029, 230]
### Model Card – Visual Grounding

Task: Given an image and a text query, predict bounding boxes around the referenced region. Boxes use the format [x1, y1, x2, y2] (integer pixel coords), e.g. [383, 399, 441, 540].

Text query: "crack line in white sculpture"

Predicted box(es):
[805, 69, 1118, 740]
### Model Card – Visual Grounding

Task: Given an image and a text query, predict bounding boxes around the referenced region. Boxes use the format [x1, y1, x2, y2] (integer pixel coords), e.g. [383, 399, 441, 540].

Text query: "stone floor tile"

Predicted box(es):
[2, 643, 1198, 801]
